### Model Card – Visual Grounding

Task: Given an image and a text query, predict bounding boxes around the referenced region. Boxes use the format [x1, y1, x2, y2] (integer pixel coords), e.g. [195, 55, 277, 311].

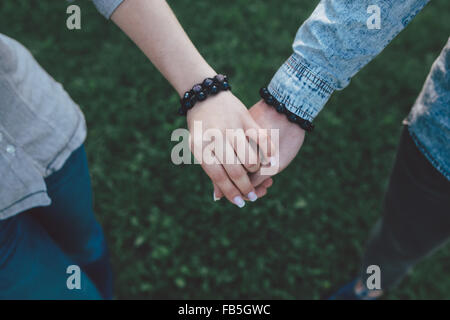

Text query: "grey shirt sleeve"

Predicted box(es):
[92, 0, 125, 19]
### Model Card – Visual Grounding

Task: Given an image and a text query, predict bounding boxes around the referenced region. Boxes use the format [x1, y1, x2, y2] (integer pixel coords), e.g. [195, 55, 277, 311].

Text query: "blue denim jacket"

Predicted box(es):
[268, 0, 449, 180]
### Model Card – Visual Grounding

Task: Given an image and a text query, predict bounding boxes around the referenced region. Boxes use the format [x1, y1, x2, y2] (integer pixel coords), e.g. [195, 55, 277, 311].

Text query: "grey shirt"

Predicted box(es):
[0, 0, 124, 219]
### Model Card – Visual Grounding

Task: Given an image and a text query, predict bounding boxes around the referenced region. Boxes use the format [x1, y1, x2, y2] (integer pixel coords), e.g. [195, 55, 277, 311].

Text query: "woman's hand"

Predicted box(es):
[187, 92, 275, 207]
[213, 99, 305, 202]
[248, 99, 305, 186]
[111, 0, 276, 206]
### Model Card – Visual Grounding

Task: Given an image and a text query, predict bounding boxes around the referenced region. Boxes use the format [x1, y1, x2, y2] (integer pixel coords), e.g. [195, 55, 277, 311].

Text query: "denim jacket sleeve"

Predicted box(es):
[92, 0, 124, 19]
[268, 0, 430, 123]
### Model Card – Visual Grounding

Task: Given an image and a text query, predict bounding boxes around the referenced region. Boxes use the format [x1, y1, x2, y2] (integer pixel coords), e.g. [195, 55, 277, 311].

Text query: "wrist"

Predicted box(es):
[179, 74, 232, 116]
[186, 90, 234, 121]
[174, 65, 217, 97]
[258, 99, 305, 136]
[259, 87, 314, 132]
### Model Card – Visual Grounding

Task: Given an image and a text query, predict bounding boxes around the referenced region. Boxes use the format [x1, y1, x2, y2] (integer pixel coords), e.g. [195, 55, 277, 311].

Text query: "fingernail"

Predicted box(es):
[270, 157, 277, 167]
[233, 196, 245, 208]
[213, 192, 220, 201]
[247, 191, 258, 202]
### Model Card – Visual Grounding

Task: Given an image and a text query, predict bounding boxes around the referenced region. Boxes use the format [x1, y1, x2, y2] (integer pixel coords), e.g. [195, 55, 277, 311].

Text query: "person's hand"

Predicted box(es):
[187, 92, 276, 208]
[248, 99, 305, 187]
[111, 0, 278, 207]
[213, 99, 306, 201]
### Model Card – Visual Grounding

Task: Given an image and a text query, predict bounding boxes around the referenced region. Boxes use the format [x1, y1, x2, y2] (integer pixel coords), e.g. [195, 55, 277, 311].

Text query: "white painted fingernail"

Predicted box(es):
[270, 157, 277, 167]
[247, 192, 258, 202]
[233, 196, 245, 208]
[213, 192, 220, 201]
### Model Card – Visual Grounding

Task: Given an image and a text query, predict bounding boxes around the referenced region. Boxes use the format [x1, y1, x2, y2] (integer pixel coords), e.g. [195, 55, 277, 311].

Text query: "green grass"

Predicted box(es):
[1, 0, 449, 299]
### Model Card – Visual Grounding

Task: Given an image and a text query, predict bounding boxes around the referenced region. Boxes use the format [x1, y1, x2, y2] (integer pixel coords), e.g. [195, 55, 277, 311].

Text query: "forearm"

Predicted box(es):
[269, 0, 430, 122]
[111, 0, 215, 96]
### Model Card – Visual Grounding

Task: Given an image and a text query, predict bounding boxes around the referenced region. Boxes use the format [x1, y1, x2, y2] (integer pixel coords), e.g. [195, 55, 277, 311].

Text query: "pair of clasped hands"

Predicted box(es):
[186, 90, 306, 208]
[110, 0, 306, 207]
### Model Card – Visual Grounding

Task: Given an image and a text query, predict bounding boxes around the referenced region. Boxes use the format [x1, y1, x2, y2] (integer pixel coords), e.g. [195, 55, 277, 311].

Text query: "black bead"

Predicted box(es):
[189, 96, 197, 107]
[275, 102, 285, 113]
[202, 78, 214, 89]
[196, 91, 207, 101]
[287, 113, 298, 123]
[221, 81, 230, 90]
[301, 121, 314, 132]
[192, 84, 202, 93]
[183, 91, 191, 100]
[210, 85, 219, 94]
[182, 95, 196, 109]
[215, 74, 225, 83]
[183, 99, 192, 109]
[259, 87, 270, 99]
[265, 95, 275, 105]
[259, 87, 266, 98]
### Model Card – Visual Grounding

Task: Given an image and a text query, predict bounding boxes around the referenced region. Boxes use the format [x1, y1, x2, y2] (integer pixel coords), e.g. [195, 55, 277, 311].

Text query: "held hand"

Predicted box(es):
[187, 92, 276, 208]
[214, 99, 305, 201]
[111, 0, 277, 207]
[248, 99, 305, 187]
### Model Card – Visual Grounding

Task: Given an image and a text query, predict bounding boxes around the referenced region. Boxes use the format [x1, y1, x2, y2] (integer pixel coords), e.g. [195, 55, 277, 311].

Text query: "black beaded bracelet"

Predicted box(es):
[178, 74, 231, 116]
[259, 87, 314, 132]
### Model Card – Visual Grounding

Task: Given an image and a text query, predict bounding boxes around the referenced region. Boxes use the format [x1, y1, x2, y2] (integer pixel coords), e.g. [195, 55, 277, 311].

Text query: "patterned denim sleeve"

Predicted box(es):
[268, 0, 430, 123]
[92, 0, 124, 19]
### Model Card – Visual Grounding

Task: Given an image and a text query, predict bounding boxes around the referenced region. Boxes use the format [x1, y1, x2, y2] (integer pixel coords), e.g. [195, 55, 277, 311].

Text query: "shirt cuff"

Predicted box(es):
[92, 0, 125, 19]
[267, 53, 335, 122]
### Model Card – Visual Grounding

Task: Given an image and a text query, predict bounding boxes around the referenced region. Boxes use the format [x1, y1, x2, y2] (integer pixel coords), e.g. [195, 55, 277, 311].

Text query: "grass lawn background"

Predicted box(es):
[1, 0, 449, 299]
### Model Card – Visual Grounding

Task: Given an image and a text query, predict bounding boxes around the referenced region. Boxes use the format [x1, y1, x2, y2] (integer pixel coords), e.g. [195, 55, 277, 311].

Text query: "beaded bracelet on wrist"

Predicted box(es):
[259, 87, 314, 132]
[178, 74, 231, 116]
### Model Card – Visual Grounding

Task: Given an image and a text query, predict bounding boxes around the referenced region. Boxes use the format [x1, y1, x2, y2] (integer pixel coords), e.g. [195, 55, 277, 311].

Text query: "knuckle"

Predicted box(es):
[211, 171, 227, 184]
[228, 168, 244, 181]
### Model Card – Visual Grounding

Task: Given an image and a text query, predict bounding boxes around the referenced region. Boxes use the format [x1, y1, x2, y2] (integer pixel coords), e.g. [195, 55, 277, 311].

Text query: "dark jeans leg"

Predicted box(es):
[31, 145, 114, 299]
[360, 126, 450, 290]
[0, 212, 102, 299]
[0, 145, 113, 299]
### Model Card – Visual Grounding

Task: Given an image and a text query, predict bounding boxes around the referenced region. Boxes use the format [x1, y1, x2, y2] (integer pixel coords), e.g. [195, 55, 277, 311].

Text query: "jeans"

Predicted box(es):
[360, 127, 450, 290]
[0, 145, 113, 299]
